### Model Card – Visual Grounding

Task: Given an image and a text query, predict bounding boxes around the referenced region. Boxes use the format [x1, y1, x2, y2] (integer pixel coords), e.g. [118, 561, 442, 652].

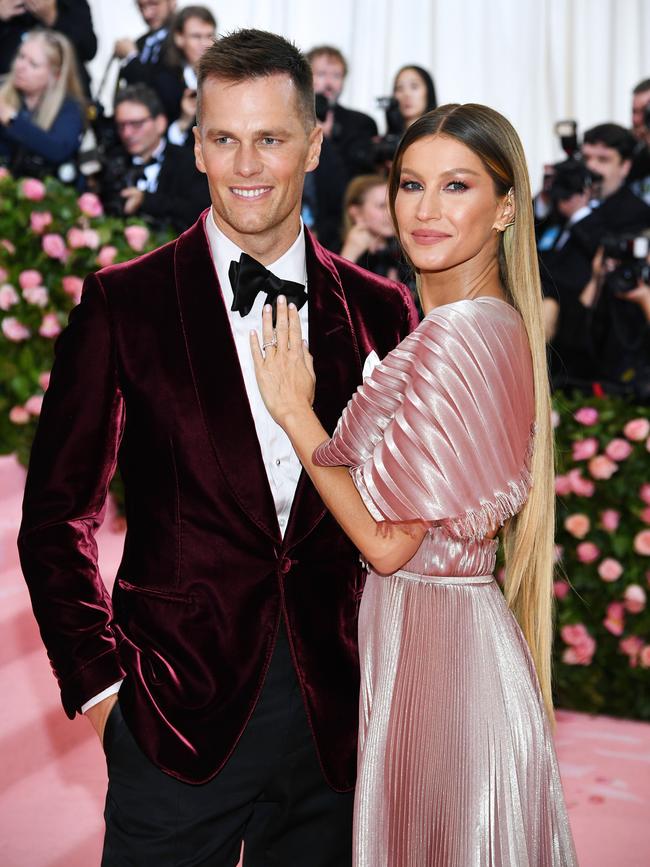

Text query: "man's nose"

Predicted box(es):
[233, 143, 263, 177]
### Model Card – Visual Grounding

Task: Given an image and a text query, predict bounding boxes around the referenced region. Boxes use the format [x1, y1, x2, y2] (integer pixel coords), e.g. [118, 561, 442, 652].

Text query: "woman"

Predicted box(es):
[393, 64, 437, 129]
[0, 29, 85, 180]
[251, 103, 577, 865]
[340, 174, 401, 278]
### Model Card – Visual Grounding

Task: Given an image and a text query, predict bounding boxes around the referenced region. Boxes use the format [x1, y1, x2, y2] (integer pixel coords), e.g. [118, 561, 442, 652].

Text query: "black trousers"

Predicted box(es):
[101, 627, 354, 866]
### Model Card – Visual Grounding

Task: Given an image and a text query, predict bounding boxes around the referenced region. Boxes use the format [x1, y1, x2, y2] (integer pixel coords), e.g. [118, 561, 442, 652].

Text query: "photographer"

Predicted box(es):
[0, 28, 85, 181]
[99, 83, 209, 233]
[629, 78, 650, 204]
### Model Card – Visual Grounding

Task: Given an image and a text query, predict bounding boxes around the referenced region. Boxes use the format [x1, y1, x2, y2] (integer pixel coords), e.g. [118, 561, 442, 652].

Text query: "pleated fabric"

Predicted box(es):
[313, 298, 578, 866]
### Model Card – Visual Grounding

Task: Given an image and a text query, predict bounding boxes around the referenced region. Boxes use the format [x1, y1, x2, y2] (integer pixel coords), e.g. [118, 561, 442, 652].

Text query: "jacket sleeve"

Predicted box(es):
[5, 100, 83, 164]
[54, 0, 97, 62]
[18, 273, 127, 718]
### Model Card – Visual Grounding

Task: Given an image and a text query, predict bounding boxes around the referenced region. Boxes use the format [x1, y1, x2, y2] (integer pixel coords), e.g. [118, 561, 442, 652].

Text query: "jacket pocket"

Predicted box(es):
[116, 578, 195, 603]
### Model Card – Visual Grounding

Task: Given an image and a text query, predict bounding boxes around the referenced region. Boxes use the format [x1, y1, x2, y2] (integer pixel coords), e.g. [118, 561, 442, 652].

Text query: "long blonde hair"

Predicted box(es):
[0, 29, 86, 130]
[388, 103, 556, 722]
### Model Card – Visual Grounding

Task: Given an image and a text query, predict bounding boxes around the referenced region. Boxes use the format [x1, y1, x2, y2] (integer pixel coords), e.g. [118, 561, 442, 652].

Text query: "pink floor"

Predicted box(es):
[1, 454, 649, 866]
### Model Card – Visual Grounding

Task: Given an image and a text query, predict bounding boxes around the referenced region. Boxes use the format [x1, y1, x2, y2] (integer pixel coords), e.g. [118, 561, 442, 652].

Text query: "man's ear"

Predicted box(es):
[305, 124, 323, 174]
[193, 125, 206, 174]
[155, 114, 167, 138]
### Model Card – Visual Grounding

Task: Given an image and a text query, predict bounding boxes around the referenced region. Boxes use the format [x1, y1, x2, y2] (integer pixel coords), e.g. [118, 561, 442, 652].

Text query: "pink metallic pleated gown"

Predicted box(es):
[313, 298, 577, 866]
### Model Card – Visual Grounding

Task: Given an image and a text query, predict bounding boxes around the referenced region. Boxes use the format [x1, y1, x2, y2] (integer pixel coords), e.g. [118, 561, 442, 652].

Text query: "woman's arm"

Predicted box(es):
[2, 99, 82, 163]
[250, 298, 427, 575]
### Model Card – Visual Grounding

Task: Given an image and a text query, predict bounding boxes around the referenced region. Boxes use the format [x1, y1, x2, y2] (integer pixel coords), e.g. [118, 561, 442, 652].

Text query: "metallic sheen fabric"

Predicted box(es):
[314, 299, 578, 865]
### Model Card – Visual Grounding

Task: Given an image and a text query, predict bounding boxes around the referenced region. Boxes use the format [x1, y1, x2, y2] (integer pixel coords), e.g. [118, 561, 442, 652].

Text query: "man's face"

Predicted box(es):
[174, 16, 215, 68]
[137, 0, 175, 31]
[582, 142, 631, 199]
[194, 74, 322, 262]
[632, 90, 650, 141]
[310, 55, 345, 104]
[115, 101, 166, 159]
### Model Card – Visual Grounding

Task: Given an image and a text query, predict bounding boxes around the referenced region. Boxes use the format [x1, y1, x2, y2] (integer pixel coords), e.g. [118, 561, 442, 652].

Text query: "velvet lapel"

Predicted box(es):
[284, 231, 363, 547]
[174, 215, 280, 542]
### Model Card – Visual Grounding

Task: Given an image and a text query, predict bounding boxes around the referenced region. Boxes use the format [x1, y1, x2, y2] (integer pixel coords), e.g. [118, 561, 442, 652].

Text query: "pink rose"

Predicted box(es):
[21, 177, 46, 201]
[0, 166, 9, 179]
[18, 269, 42, 290]
[624, 418, 650, 442]
[42, 233, 67, 261]
[634, 530, 650, 556]
[588, 454, 618, 480]
[619, 635, 643, 666]
[62, 275, 83, 304]
[124, 225, 149, 252]
[605, 438, 633, 461]
[66, 227, 87, 249]
[576, 541, 600, 564]
[551, 409, 560, 429]
[77, 192, 104, 218]
[1, 316, 30, 341]
[624, 584, 647, 614]
[640, 646, 650, 668]
[567, 468, 595, 497]
[1, 239, 16, 255]
[561, 623, 589, 645]
[84, 228, 100, 249]
[641, 507, 650, 525]
[24, 394, 43, 416]
[564, 513, 590, 538]
[555, 475, 571, 496]
[38, 371, 50, 390]
[640, 484, 650, 505]
[0, 284, 19, 310]
[22, 285, 48, 307]
[572, 437, 599, 461]
[598, 558, 623, 582]
[574, 407, 599, 426]
[9, 405, 30, 424]
[29, 210, 53, 234]
[603, 601, 625, 636]
[600, 509, 620, 532]
[38, 312, 61, 338]
[553, 581, 569, 599]
[97, 245, 118, 268]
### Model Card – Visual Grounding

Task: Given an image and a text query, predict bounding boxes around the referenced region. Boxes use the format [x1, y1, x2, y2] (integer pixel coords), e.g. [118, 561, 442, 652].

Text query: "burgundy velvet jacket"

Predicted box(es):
[18, 214, 418, 787]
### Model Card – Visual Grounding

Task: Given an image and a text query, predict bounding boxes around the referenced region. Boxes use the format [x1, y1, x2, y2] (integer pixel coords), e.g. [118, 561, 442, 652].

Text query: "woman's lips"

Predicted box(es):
[410, 230, 451, 245]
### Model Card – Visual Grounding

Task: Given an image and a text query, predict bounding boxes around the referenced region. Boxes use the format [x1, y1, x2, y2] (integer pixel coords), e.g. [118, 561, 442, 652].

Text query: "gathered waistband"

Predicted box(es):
[382, 569, 495, 586]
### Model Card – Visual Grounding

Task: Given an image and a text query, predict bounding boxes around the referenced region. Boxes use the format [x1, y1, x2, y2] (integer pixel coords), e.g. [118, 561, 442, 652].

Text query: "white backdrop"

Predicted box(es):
[87, 0, 650, 185]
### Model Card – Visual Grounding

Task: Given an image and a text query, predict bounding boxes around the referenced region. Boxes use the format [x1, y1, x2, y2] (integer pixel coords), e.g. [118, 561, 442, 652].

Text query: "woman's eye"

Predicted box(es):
[446, 181, 468, 192]
[400, 180, 422, 191]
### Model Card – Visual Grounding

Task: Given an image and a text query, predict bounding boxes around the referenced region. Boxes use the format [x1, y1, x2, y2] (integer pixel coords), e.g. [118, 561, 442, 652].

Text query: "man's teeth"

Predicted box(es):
[232, 188, 270, 198]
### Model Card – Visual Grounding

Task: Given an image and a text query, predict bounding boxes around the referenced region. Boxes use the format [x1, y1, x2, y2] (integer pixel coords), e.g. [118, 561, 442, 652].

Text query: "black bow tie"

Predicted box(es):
[229, 253, 307, 325]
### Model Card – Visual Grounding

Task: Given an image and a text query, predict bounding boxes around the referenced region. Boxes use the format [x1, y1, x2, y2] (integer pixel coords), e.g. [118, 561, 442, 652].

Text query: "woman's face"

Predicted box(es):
[394, 134, 507, 274]
[351, 184, 394, 239]
[394, 68, 428, 123]
[13, 37, 55, 98]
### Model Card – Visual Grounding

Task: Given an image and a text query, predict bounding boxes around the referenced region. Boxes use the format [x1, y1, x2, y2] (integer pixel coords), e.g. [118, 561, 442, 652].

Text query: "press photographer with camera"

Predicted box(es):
[99, 83, 209, 233]
[0, 28, 85, 181]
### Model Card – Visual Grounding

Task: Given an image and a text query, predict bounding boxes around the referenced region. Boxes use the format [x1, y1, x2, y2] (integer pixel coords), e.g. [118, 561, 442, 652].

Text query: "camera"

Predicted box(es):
[371, 96, 404, 165]
[602, 232, 650, 294]
[548, 158, 599, 203]
[554, 120, 580, 158]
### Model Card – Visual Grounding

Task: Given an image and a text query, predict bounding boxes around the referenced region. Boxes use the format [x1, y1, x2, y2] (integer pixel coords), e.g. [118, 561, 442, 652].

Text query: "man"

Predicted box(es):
[115, 0, 178, 118]
[19, 29, 417, 867]
[304, 45, 378, 251]
[629, 78, 650, 204]
[100, 83, 210, 232]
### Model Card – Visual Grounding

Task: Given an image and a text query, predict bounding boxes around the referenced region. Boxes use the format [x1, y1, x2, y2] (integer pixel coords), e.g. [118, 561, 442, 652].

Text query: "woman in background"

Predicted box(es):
[340, 175, 400, 276]
[0, 29, 85, 181]
[393, 64, 437, 129]
[251, 103, 577, 865]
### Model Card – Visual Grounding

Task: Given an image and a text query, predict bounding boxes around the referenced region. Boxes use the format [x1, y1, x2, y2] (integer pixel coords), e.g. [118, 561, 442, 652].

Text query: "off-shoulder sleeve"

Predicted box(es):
[313, 299, 536, 538]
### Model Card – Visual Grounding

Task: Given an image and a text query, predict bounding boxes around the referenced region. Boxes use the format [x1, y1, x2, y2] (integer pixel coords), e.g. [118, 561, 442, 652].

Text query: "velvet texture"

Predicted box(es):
[18, 213, 418, 787]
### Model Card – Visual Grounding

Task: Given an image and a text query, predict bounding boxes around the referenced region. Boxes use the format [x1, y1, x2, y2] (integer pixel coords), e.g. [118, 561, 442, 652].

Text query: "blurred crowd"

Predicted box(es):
[1, 0, 649, 400]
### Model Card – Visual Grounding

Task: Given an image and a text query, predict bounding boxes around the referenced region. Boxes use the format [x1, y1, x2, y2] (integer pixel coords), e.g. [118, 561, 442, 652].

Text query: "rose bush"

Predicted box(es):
[0, 172, 171, 466]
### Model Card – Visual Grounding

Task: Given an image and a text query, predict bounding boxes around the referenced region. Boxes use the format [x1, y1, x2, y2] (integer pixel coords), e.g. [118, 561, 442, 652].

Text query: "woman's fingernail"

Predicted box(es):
[264, 304, 272, 312]
[278, 295, 286, 304]
[288, 302, 296, 310]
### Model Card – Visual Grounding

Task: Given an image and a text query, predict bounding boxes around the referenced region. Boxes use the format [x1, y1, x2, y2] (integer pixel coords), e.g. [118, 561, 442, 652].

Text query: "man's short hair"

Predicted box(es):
[305, 45, 348, 77]
[583, 123, 636, 161]
[114, 83, 165, 118]
[196, 29, 316, 129]
[633, 78, 650, 96]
